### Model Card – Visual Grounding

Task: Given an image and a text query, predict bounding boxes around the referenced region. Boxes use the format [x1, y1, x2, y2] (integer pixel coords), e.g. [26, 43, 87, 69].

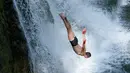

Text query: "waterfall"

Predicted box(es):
[13, 0, 130, 73]
[13, 0, 64, 73]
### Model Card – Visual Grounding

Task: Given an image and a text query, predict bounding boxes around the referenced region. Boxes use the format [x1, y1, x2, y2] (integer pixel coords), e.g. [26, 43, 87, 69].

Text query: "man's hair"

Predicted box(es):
[86, 52, 91, 58]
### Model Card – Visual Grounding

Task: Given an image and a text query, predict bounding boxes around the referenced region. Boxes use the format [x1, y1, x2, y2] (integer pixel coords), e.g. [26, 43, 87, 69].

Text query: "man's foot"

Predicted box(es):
[59, 13, 66, 19]
[82, 28, 86, 34]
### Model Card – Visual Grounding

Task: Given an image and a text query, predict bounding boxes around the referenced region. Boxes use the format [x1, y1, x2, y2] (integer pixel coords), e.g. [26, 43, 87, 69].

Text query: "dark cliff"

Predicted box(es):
[0, 0, 31, 73]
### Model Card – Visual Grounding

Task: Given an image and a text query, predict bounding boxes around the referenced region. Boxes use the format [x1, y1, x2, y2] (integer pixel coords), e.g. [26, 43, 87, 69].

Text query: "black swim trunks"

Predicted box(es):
[70, 36, 78, 46]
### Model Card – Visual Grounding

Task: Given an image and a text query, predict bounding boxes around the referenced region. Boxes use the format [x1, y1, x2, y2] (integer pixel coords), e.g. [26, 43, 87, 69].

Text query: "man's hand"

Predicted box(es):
[82, 28, 86, 34]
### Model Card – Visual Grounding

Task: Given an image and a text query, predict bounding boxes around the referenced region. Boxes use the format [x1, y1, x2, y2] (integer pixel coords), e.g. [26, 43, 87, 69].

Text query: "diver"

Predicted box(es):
[59, 13, 91, 58]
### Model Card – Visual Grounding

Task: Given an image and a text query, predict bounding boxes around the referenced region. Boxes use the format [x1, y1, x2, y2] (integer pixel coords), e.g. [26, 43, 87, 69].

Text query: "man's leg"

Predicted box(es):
[59, 13, 75, 40]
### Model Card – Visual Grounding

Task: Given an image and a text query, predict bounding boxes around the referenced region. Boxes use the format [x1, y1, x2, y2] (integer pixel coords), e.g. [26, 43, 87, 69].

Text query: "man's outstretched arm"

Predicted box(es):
[81, 39, 86, 55]
[81, 28, 87, 55]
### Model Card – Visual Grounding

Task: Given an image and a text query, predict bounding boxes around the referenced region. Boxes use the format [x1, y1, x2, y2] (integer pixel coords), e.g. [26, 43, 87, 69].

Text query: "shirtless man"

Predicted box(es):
[59, 13, 91, 58]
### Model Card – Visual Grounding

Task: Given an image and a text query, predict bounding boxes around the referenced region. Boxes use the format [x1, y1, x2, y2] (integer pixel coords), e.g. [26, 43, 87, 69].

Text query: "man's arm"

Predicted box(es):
[81, 28, 87, 55]
[81, 39, 86, 54]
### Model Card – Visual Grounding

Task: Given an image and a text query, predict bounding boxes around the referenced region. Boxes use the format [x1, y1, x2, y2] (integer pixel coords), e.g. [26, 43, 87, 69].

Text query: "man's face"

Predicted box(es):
[84, 54, 88, 58]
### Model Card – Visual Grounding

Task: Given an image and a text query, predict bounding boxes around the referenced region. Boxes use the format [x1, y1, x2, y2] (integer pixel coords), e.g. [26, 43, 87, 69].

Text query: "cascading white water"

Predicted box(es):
[13, 0, 64, 73]
[121, 0, 128, 6]
[13, 0, 130, 73]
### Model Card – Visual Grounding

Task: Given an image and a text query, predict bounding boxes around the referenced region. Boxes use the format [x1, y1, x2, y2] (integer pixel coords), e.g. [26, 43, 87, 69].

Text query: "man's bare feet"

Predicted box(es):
[59, 13, 66, 19]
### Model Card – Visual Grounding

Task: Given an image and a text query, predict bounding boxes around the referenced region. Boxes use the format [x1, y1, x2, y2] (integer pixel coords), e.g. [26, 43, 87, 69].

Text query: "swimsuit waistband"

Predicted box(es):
[70, 36, 78, 46]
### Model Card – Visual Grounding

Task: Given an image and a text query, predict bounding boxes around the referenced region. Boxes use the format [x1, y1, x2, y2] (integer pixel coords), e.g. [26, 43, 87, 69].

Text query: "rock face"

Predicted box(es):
[120, 4, 130, 30]
[0, 0, 31, 73]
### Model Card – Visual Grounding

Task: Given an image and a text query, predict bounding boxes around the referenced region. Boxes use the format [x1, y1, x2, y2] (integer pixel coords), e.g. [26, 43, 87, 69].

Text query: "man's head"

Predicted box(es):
[84, 52, 91, 58]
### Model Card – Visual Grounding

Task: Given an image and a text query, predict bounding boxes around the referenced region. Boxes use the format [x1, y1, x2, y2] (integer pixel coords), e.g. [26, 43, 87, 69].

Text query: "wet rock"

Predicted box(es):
[120, 4, 130, 30]
[0, 0, 31, 73]
[123, 64, 130, 73]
